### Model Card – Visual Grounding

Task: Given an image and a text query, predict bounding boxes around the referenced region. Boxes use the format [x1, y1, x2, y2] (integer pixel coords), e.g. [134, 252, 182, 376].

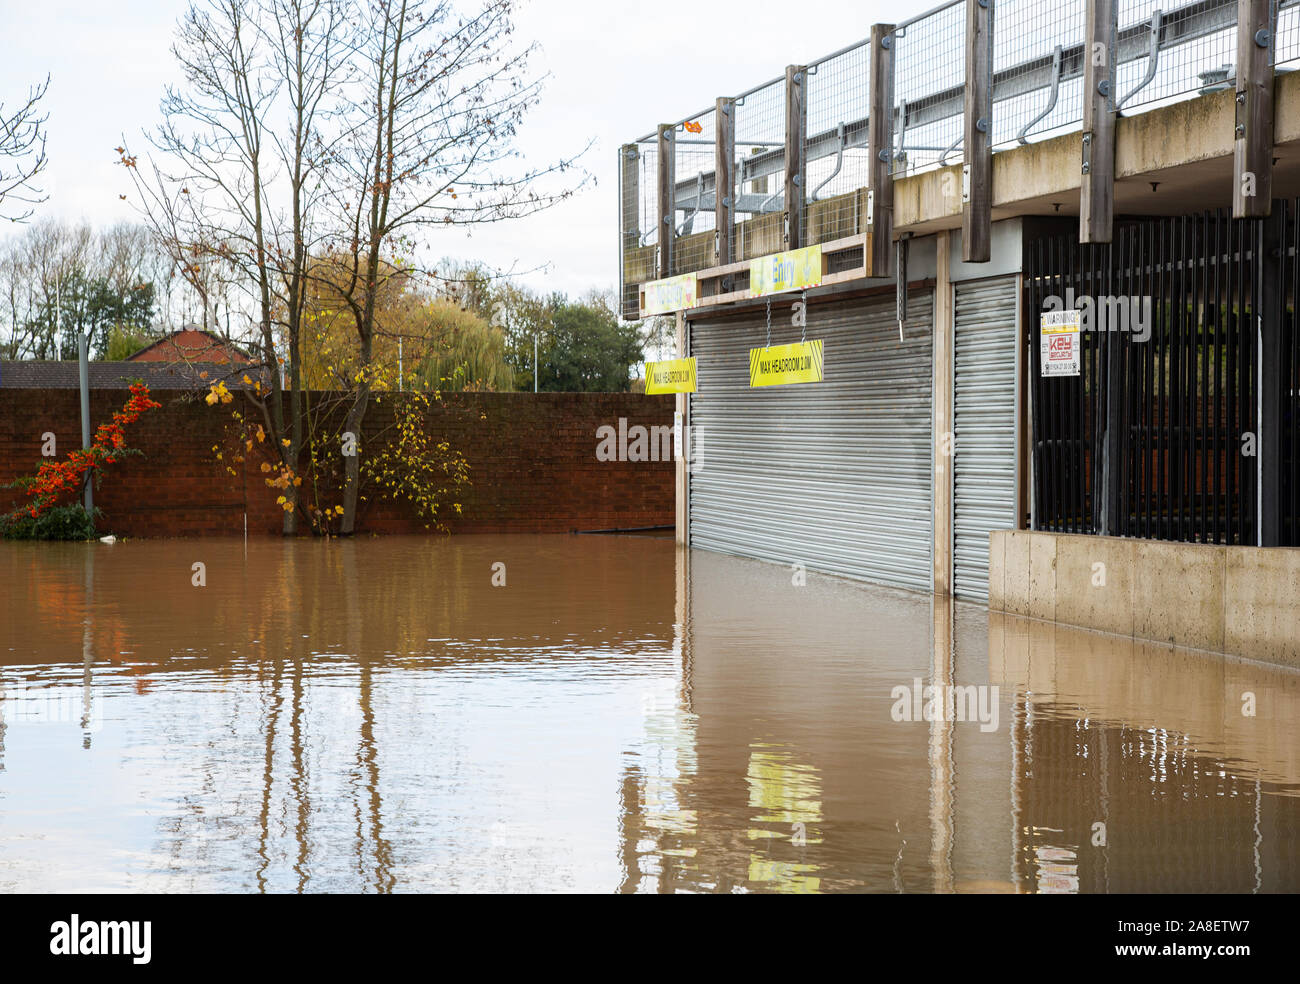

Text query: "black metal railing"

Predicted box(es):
[1279, 200, 1300, 547]
[1026, 209, 1274, 545]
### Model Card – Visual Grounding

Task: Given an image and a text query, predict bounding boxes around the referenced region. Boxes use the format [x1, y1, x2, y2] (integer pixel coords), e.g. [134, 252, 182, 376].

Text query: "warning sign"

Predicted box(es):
[644, 357, 697, 394]
[749, 339, 824, 387]
[1040, 310, 1081, 377]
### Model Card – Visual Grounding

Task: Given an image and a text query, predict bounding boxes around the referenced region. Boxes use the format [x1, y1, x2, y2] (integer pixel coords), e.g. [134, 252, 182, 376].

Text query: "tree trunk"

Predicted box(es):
[340, 377, 370, 535]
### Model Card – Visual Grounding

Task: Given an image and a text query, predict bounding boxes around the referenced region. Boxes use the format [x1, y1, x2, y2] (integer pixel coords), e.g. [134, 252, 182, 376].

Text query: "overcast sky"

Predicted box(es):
[0, 0, 936, 300]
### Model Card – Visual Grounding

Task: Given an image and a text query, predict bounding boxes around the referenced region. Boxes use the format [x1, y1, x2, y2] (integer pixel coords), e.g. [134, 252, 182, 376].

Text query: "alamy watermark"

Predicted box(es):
[596, 417, 703, 472]
[890, 678, 1000, 733]
[1044, 289, 1153, 342]
[50, 914, 151, 964]
[0, 684, 101, 731]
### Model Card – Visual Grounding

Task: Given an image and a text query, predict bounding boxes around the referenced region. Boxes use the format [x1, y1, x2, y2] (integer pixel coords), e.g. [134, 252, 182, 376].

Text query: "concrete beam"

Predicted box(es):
[895, 71, 1300, 233]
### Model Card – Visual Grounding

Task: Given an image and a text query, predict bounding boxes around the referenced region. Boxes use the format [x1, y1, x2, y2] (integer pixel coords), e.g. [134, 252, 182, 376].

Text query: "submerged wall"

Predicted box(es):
[989, 529, 1300, 667]
[0, 389, 674, 537]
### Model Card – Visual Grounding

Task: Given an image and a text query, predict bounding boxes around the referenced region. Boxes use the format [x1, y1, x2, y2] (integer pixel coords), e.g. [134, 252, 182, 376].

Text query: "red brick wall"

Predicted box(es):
[0, 389, 675, 537]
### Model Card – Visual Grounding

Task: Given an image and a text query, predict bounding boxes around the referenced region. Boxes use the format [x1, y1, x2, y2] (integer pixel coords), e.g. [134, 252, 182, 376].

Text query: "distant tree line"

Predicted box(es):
[299, 260, 672, 395]
[0, 218, 236, 360]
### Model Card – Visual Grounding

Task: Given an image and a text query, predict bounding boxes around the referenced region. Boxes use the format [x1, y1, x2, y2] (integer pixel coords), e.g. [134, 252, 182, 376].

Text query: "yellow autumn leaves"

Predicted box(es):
[203, 371, 467, 531]
[204, 381, 233, 405]
[362, 391, 469, 528]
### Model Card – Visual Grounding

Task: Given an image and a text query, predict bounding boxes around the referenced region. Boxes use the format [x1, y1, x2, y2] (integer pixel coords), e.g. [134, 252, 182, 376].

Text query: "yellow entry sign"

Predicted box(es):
[749, 244, 823, 297]
[644, 357, 698, 394]
[749, 340, 824, 387]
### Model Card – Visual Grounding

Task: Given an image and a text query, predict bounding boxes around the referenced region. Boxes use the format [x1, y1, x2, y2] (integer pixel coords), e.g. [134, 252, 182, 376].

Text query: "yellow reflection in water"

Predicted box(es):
[745, 743, 823, 893]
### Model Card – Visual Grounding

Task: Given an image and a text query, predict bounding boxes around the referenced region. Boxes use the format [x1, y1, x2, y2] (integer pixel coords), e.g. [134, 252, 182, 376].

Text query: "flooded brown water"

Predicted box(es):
[1, 535, 1297, 893]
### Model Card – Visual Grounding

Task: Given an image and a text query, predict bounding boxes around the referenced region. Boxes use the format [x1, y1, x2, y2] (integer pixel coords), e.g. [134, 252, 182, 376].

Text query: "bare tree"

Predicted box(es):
[326, 0, 588, 533]
[119, 0, 586, 535]
[122, 0, 344, 533]
[0, 76, 50, 223]
[262, 0, 346, 530]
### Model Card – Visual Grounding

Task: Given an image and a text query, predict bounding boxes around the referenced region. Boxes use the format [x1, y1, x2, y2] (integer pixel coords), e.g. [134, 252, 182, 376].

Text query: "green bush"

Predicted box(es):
[1, 504, 102, 541]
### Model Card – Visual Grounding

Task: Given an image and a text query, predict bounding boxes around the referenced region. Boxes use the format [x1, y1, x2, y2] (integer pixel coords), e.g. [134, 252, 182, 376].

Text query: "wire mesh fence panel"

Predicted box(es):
[892, 0, 966, 177]
[991, 0, 1086, 152]
[671, 107, 718, 275]
[1114, 0, 1237, 118]
[637, 138, 659, 253]
[732, 76, 787, 262]
[621, 0, 1292, 306]
[617, 138, 659, 316]
[803, 40, 871, 246]
[618, 143, 639, 317]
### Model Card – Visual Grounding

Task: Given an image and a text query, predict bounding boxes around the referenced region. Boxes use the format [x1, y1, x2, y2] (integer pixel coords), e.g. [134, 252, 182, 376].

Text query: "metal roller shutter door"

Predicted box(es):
[953, 277, 1019, 601]
[688, 292, 934, 591]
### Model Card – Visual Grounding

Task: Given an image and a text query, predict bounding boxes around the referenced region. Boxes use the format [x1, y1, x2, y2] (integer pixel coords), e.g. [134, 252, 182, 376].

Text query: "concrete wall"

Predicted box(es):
[0, 389, 675, 537]
[895, 71, 1300, 234]
[990, 529, 1300, 668]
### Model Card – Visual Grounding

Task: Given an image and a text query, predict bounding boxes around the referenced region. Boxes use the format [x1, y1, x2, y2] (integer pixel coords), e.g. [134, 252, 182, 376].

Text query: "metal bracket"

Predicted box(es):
[895, 98, 909, 164]
[1081, 130, 1093, 175]
[810, 122, 847, 201]
[676, 172, 704, 236]
[939, 132, 964, 165]
[1018, 46, 1063, 143]
[1117, 10, 1163, 112]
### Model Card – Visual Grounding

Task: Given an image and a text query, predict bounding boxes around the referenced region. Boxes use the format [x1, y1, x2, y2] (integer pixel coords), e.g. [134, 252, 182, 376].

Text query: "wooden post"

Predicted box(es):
[1234, 0, 1275, 218]
[715, 97, 736, 289]
[620, 143, 640, 320]
[867, 24, 896, 277]
[933, 231, 955, 595]
[1081, 0, 1116, 244]
[657, 124, 676, 278]
[963, 0, 993, 262]
[784, 65, 807, 250]
[674, 311, 689, 547]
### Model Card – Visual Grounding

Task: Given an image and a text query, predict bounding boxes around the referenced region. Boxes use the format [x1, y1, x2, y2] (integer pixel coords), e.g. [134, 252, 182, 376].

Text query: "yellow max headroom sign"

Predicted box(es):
[644, 357, 697, 394]
[749, 340, 824, 387]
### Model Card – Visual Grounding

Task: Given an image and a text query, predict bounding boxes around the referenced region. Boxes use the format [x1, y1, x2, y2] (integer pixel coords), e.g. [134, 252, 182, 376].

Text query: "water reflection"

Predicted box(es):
[0, 536, 1296, 892]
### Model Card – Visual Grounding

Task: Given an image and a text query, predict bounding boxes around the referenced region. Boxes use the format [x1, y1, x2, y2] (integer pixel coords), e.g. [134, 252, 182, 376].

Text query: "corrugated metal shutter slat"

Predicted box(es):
[688, 293, 934, 592]
[953, 278, 1018, 601]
